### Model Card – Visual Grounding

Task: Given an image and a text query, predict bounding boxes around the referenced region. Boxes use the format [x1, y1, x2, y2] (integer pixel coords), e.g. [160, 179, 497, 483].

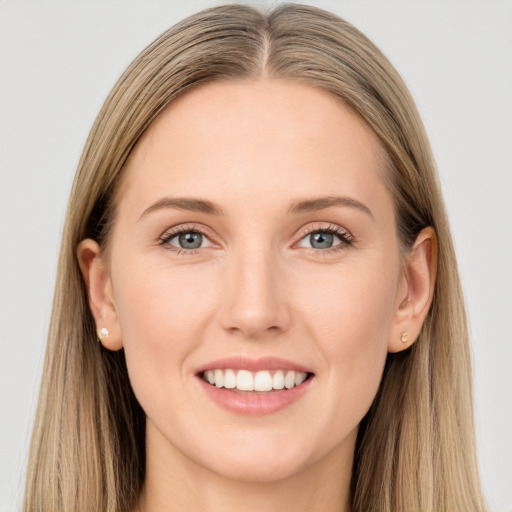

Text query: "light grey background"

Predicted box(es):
[1, 1, 511, 511]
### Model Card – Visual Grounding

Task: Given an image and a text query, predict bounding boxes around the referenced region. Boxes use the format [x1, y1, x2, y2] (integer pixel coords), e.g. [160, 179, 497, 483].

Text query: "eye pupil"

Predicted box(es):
[310, 232, 333, 249]
[178, 232, 202, 249]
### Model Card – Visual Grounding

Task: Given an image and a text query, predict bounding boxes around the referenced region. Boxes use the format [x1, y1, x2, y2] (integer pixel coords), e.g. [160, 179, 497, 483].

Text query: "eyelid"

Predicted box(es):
[160, 223, 216, 239]
[159, 224, 219, 252]
[294, 222, 354, 251]
[297, 222, 353, 240]
[159, 221, 354, 256]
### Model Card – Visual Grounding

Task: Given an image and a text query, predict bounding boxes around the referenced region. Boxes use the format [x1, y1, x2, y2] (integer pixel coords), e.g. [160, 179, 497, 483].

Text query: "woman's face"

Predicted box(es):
[104, 79, 407, 481]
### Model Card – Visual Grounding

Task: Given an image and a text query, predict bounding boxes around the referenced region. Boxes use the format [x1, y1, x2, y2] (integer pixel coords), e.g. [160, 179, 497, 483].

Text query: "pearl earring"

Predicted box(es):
[400, 331, 409, 344]
[97, 327, 110, 342]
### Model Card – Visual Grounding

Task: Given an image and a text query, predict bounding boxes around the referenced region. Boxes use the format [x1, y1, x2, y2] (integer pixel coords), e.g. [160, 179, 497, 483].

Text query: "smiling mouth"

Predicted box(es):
[200, 369, 314, 393]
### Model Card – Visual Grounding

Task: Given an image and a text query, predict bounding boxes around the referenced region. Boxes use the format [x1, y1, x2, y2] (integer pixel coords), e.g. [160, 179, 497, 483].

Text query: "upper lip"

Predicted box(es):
[196, 356, 314, 375]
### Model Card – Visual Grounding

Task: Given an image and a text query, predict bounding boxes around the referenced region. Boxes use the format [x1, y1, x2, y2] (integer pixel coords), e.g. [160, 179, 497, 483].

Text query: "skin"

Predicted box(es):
[78, 79, 436, 512]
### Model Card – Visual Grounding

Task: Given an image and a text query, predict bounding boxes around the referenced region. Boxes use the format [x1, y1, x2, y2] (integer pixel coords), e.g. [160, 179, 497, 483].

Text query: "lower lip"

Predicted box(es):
[197, 375, 314, 416]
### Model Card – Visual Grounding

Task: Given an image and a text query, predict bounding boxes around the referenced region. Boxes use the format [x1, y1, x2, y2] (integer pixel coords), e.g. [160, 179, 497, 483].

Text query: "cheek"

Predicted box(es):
[113, 252, 216, 338]
[295, 258, 397, 417]
[298, 255, 398, 349]
[110, 259, 216, 405]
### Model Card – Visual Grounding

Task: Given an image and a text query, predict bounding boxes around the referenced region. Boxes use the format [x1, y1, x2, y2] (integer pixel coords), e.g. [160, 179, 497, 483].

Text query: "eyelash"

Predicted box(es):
[159, 223, 354, 257]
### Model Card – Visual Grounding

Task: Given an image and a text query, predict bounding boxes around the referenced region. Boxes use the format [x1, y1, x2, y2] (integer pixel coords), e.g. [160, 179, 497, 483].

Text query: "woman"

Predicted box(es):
[23, 3, 487, 511]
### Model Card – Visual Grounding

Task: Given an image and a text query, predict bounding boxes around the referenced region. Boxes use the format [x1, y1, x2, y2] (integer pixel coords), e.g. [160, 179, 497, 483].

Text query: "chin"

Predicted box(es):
[186, 429, 332, 484]
[205, 452, 311, 484]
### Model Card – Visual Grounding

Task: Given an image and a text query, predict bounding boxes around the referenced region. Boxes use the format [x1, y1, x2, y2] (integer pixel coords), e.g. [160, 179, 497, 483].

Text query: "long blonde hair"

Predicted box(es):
[24, 4, 486, 511]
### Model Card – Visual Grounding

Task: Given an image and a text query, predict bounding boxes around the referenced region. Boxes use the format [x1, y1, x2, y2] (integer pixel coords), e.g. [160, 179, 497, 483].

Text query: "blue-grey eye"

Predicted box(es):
[297, 227, 351, 251]
[161, 226, 215, 253]
[177, 232, 203, 249]
[310, 232, 334, 249]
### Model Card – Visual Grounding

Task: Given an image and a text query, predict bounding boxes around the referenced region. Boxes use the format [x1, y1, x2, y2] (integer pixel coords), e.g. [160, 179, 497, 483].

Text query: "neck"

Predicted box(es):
[136, 421, 355, 512]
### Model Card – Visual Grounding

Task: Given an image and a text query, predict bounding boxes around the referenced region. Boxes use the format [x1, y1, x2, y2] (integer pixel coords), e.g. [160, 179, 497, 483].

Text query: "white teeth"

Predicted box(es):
[284, 371, 296, 389]
[254, 371, 273, 391]
[202, 369, 309, 391]
[295, 371, 307, 386]
[272, 370, 285, 390]
[214, 369, 224, 388]
[223, 369, 236, 389]
[237, 370, 254, 391]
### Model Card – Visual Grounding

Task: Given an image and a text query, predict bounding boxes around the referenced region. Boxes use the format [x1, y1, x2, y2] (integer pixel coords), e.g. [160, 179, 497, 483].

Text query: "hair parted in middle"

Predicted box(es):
[24, 4, 485, 512]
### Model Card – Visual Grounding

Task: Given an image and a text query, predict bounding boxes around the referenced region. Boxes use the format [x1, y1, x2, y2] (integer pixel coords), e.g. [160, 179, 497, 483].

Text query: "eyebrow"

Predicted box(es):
[139, 195, 373, 220]
[287, 195, 373, 218]
[140, 197, 224, 219]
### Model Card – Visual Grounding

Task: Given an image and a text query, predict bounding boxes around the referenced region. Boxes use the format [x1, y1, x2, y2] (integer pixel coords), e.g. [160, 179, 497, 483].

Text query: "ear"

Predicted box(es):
[388, 227, 438, 353]
[77, 239, 123, 351]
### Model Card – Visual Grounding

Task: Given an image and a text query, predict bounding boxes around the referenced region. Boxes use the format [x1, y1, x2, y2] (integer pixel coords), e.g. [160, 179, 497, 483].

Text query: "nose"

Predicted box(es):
[219, 245, 292, 340]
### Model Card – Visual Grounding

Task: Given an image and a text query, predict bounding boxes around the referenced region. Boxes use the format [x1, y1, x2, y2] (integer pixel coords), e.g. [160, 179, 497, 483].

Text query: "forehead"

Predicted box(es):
[119, 78, 390, 218]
